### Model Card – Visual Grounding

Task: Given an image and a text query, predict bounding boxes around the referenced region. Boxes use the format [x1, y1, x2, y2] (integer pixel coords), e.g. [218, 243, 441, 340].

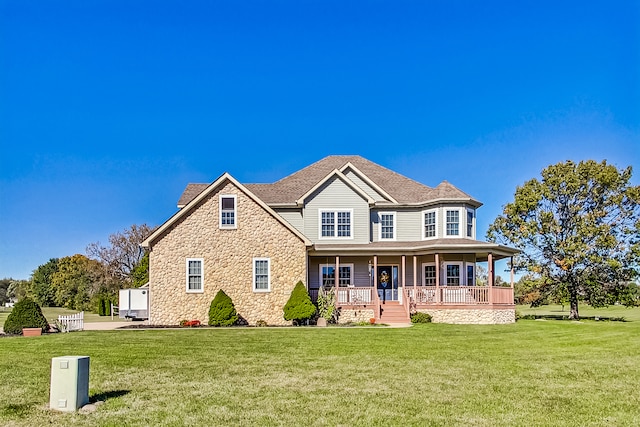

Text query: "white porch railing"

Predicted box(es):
[57, 311, 84, 332]
[406, 286, 514, 305]
[337, 287, 374, 305]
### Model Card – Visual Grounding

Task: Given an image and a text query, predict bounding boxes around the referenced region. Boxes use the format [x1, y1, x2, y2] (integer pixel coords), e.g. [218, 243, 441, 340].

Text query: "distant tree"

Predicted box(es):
[7, 279, 30, 302]
[488, 160, 640, 320]
[130, 251, 150, 288]
[0, 278, 11, 305]
[30, 258, 59, 307]
[51, 254, 114, 310]
[475, 265, 488, 286]
[86, 224, 155, 285]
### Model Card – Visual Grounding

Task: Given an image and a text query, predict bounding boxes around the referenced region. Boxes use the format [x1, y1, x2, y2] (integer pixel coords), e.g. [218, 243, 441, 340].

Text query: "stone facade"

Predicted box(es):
[148, 180, 307, 326]
[337, 308, 375, 324]
[419, 307, 515, 324]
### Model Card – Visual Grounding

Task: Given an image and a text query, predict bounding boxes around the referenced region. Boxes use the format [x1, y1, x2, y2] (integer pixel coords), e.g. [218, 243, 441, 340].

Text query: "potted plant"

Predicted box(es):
[316, 285, 336, 327]
[3, 298, 49, 336]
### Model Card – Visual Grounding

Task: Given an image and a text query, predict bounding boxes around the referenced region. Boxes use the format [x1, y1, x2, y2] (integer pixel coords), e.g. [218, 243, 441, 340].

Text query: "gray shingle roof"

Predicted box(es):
[178, 155, 480, 207]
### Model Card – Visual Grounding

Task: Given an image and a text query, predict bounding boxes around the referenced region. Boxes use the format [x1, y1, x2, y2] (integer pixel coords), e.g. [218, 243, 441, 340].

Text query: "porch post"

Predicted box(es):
[335, 255, 340, 292]
[413, 255, 417, 297]
[488, 253, 494, 304]
[435, 252, 440, 303]
[510, 256, 514, 288]
[373, 255, 379, 317]
[401, 255, 406, 299]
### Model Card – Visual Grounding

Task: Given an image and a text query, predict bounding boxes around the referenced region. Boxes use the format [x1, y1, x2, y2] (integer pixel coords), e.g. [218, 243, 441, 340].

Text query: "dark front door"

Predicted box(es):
[377, 266, 398, 303]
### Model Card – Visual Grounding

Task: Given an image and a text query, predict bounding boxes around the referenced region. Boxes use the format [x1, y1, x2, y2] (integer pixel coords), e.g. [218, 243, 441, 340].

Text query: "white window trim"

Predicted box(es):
[318, 208, 354, 240]
[421, 262, 437, 286]
[422, 208, 438, 240]
[444, 261, 464, 286]
[253, 257, 271, 293]
[318, 263, 354, 287]
[219, 194, 237, 229]
[186, 258, 204, 293]
[378, 211, 397, 241]
[444, 208, 464, 238]
[466, 208, 475, 239]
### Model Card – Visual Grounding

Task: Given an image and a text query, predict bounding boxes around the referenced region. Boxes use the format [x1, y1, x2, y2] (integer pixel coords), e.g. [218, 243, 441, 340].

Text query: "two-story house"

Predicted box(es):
[141, 155, 518, 325]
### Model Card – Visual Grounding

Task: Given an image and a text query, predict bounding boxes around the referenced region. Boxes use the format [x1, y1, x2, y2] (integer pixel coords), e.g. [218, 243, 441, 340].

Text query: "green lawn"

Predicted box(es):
[1, 321, 639, 426]
[517, 304, 640, 322]
[0, 307, 119, 327]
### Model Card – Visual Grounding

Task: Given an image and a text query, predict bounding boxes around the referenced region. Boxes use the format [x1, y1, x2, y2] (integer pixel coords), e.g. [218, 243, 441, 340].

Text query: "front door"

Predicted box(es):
[377, 266, 398, 303]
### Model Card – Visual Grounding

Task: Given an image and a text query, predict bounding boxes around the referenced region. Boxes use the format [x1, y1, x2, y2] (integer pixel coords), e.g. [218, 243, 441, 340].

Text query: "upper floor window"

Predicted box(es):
[253, 258, 270, 292]
[424, 210, 437, 239]
[220, 195, 237, 229]
[446, 210, 459, 236]
[379, 212, 396, 240]
[319, 209, 352, 238]
[467, 210, 474, 238]
[186, 258, 204, 293]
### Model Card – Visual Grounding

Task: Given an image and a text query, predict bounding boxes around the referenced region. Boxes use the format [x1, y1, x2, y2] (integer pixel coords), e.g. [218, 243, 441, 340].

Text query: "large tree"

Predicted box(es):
[51, 254, 115, 310]
[30, 258, 59, 307]
[487, 160, 640, 319]
[86, 223, 155, 285]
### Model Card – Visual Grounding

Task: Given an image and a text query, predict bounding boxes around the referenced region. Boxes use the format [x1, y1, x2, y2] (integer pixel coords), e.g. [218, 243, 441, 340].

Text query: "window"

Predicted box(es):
[379, 212, 396, 240]
[253, 258, 270, 292]
[424, 210, 436, 238]
[424, 265, 436, 285]
[467, 210, 474, 238]
[186, 258, 203, 293]
[319, 264, 353, 287]
[467, 265, 474, 286]
[220, 195, 237, 229]
[446, 264, 461, 285]
[319, 210, 352, 238]
[446, 210, 459, 236]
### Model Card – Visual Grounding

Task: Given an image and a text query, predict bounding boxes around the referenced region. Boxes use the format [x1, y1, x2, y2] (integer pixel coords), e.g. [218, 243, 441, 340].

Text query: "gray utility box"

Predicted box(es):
[49, 356, 90, 412]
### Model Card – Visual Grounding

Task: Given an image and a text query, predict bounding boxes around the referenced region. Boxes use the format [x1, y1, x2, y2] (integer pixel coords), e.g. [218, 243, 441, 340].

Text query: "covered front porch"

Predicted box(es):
[308, 241, 519, 324]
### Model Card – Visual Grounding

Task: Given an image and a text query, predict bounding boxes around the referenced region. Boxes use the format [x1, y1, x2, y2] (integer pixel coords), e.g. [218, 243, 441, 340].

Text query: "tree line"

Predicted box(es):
[1, 224, 154, 311]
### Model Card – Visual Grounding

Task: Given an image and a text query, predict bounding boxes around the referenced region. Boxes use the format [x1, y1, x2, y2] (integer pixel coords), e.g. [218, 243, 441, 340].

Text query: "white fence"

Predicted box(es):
[57, 311, 84, 332]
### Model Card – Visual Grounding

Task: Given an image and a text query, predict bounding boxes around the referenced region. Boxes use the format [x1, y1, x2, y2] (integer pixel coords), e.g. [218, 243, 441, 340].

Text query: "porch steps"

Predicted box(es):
[377, 303, 410, 325]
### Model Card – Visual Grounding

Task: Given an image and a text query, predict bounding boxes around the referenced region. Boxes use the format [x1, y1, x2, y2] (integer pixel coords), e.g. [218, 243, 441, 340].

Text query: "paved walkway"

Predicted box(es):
[83, 321, 145, 330]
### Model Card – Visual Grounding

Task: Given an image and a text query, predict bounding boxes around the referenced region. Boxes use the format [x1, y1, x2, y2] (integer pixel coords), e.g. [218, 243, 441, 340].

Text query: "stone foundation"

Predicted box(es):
[338, 308, 375, 324]
[419, 307, 515, 324]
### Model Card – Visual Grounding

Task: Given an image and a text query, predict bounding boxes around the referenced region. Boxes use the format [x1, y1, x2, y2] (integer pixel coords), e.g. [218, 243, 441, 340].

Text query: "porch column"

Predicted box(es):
[488, 253, 494, 304]
[401, 255, 406, 299]
[510, 256, 514, 288]
[435, 252, 440, 303]
[335, 255, 340, 289]
[373, 255, 378, 289]
[413, 255, 417, 297]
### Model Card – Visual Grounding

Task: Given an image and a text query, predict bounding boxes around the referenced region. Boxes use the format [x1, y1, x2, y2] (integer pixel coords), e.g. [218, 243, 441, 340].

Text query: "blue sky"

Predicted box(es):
[1, 0, 638, 280]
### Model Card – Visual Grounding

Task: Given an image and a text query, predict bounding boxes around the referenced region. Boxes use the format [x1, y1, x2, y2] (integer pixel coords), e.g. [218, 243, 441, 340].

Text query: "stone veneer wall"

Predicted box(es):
[420, 307, 515, 324]
[338, 308, 375, 324]
[148, 180, 307, 326]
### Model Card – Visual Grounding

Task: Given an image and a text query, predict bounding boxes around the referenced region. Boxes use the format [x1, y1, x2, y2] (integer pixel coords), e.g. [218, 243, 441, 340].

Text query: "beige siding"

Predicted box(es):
[303, 176, 370, 244]
[149, 180, 307, 326]
[274, 208, 304, 233]
[343, 169, 387, 201]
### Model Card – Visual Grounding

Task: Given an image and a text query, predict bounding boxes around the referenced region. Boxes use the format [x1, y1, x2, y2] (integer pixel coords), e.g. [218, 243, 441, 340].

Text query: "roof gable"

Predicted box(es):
[142, 173, 312, 248]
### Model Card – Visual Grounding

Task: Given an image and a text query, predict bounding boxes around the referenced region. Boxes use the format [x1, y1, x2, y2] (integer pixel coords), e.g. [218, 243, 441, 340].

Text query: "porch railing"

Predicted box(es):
[406, 286, 514, 305]
[337, 287, 375, 305]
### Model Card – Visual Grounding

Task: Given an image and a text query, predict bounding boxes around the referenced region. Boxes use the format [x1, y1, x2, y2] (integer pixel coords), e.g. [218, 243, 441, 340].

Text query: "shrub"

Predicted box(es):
[411, 312, 432, 324]
[283, 281, 316, 325]
[255, 320, 268, 327]
[208, 290, 239, 326]
[316, 285, 337, 323]
[3, 297, 49, 334]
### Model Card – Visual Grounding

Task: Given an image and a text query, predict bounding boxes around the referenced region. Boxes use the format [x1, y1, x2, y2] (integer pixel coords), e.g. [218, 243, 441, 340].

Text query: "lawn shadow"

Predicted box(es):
[90, 389, 130, 403]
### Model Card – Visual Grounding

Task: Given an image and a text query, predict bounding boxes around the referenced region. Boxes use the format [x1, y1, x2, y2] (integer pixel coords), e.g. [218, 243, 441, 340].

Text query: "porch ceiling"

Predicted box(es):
[309, 239, 519, 261]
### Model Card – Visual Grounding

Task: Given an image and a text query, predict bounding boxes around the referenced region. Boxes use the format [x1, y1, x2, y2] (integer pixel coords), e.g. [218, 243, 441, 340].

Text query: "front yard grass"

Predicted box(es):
[1, 320, 639, 426]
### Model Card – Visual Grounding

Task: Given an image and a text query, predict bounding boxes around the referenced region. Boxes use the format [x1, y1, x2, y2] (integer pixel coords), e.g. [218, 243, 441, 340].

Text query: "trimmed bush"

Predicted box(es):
[411, 312, 432, 324]
[3, 297, 49, 335]
[283, 281, 316, 325]
[208, 290, 239, 326]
